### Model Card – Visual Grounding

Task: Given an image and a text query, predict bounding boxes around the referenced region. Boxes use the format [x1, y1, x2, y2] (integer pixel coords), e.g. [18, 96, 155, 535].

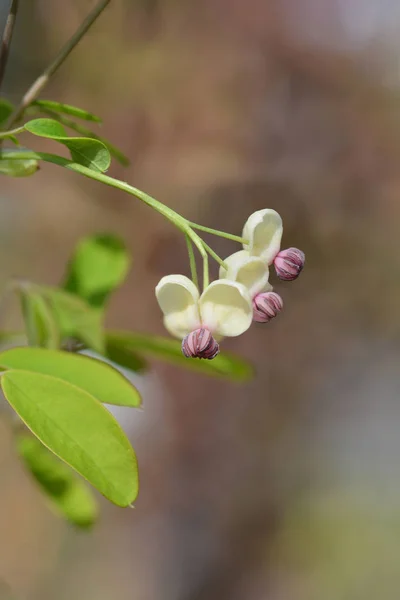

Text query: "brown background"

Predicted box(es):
[0, 1, 400, 599]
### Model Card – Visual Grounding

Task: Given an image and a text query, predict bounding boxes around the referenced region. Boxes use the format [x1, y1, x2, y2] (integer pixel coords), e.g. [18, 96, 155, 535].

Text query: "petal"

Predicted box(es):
[199, 280, 253, 337]
[155, 275, 200, 339]
[219, 250, 271, 298]
[242, 209, 283, 264]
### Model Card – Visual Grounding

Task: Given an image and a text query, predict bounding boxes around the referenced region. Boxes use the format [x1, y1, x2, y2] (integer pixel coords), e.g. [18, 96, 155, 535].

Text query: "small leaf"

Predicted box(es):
[19, 289, 59, 349]
[63, 234, 131, 307]
[67, 138, 110, 172]
[7, 135, 19, 145]
[105, 337, 148, 374]
[0, 98, 14, 126]
[106, 331, 254, 381]
[2, 370, 139, 506]
[17, 433, 98, 528]
[32, 100, 102, 123]
[24, 118, 111, 172]
[0, 347, 141, 407]
[35, 286, 104, 353]
[25, 117, 67, 137]
[30, 107, 129, 166]
[0, 154, 39, 177]
[63, 122, 129, 167]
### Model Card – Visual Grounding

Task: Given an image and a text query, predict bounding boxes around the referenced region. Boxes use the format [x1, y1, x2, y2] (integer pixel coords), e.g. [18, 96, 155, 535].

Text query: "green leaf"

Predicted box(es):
[105, 337, 148, 374]
[0, 149, 39, 177]
[63, 234, 131, 307]
[2, 370, 138, 506]
[0, 98, 14, 126]
[63, 121, 129, 167]
[19, 288, 59, 349]
[32, 100, 102, 123]
[17, 433, 98, 528]
[5, 135, 19, 145]
[106, 331, 254, 381]
[31, 107, 129, 166]
[24, 118, 111, 172]
[0, 347, 141, 407]
[35, 286, 104, 353]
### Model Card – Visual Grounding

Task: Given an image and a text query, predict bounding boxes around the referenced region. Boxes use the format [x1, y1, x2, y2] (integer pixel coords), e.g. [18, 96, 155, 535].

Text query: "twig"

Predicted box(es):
[0, 0, 19, 91]
[6, 0, 111, 128]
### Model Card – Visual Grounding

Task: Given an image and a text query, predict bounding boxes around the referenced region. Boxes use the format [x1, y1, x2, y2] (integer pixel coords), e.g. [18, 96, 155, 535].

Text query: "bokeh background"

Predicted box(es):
[1, 0, 400, 598]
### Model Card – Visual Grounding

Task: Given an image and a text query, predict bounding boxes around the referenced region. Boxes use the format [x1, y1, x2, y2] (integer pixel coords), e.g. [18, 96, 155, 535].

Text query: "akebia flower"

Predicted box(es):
[253, 291, 283, 323]
[182, 328, 219, 360]
[219, 250, 283, 324]
[155, 275, 253, 359]
[241, 209, 305, 281]
[219, 250, 272, 297]
[155, 208, 304, 357]
[242, 209, 283, 264]
[274, 247, 305, 281]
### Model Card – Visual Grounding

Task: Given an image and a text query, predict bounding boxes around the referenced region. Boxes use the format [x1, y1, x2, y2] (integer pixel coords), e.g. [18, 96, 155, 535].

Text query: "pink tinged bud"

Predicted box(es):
[182, 328, 220, 360]
[253, 292, 283, 323]
[274, 247, 305, 281]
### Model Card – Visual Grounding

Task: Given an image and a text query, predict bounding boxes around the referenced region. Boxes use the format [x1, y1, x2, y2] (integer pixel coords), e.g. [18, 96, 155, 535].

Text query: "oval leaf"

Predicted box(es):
[105, 337, 148, 374]
[24, 118, 111, 172]
[32, 100, 102, 123]
[17, 433, 98, 528]
[63, 234, 131, 307]
[106, 331, 254, 381]
[34, 286, 104, 353]
[0, 157, 39, 177]
[19, 289, 59, 349]
[0, 347, 141, 407]
[2, 370, 138, 506]
[31, 107, 129, 166]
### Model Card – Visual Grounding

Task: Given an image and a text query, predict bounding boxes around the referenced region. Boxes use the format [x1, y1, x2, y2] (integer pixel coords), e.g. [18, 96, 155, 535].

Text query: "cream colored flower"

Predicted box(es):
[155, 275, 253, 339]
[242, 209, 283, 264]
[219, 250, 272, 298]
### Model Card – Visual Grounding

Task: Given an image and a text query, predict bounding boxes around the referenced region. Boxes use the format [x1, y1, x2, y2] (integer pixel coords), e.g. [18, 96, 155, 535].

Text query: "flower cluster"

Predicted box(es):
[155, 209, 305, 359]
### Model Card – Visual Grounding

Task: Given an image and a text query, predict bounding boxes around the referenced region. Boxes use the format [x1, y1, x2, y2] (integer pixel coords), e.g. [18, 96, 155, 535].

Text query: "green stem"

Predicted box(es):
[202, 241, 227, 271]
[0, 0, 19, 92]
[185, 234, 199, 289]
[6, 0, 111, 128]
[0, 126, 24, 139]
[1, 148, 189, 230]
[1, 149, 214, 288]
[189, 221, 247, 245]
[189, 232, 209, 290]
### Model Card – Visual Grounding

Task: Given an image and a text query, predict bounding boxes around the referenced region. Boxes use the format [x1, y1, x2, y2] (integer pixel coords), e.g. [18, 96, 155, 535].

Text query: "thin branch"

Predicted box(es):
[202, 241, 227, 270]
[0, 0, 19, 91]
[185, 234, 199, 289]
[6, 0, 111, 128]
[189, 221, 247, 245]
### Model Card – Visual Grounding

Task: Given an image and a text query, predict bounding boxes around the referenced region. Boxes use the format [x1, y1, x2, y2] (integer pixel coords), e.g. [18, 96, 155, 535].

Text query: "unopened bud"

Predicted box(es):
[253, 292, 283, 323]
[182, 328, 220, 360]
[274, 247, 305, 281]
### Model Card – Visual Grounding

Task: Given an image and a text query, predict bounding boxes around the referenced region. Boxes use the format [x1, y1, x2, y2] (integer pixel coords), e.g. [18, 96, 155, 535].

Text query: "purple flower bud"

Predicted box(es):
[274, 247, 305, 281]
[253, 292, 283, 323]
[182, 328, 220, 360]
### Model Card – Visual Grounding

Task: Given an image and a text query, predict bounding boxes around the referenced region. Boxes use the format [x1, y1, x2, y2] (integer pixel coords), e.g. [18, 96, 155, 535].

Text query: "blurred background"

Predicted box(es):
[1, 0, 400, 598]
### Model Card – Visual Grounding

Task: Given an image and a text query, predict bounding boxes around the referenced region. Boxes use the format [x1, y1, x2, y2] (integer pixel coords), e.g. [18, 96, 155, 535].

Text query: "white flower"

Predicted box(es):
[155, 275, 253, 340]
[242, 209, 283, 265]
[219, 250, 272, 299]
[220, 251, 285, 325]
[219, 209, 283, 298]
